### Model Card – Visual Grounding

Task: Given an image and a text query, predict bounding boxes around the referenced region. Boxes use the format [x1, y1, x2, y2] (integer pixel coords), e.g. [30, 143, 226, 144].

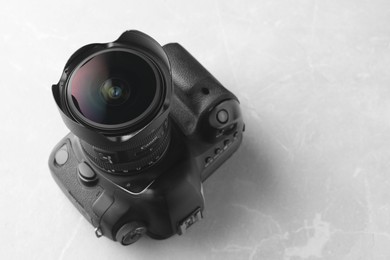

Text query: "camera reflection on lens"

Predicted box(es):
[100, 78, 130, 106]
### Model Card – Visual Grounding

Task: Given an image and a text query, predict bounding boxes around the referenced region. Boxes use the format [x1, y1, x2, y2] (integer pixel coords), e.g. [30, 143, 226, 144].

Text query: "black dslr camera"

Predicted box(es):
[49, 31, 244, 245]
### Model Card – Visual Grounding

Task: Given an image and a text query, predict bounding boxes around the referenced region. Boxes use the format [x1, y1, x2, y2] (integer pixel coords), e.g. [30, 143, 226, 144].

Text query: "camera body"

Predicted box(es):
[49, 31, 244, 245]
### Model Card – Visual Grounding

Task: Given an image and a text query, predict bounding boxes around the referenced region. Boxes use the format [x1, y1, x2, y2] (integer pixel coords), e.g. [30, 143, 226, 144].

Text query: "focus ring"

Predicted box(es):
[81, 120, 171, 174]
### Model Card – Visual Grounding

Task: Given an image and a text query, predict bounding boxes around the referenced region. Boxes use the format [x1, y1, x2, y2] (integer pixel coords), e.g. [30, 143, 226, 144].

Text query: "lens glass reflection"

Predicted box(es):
[69, 50, 157, 125]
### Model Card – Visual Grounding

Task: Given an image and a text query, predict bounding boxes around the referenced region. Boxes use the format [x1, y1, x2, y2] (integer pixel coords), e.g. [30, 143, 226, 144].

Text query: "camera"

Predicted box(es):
[49, 30, 244, 245]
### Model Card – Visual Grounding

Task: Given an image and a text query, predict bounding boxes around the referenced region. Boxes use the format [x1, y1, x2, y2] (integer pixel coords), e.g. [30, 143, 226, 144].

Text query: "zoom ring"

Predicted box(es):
[81, 120, 171, 174]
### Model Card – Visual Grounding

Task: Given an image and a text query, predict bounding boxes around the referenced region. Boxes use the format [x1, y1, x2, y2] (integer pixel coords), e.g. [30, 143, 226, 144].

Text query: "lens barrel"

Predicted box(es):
[52, 31, 172, 174]
[80, 119, 170, 173]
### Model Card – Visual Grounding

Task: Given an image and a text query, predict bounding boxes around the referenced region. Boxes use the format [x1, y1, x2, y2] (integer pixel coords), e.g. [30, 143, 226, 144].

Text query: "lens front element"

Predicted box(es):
[67, 50, 160, 128]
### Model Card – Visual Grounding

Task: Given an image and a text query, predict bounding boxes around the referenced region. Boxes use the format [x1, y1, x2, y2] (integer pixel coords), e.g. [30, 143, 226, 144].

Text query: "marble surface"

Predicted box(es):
[1, 0, 390, 259]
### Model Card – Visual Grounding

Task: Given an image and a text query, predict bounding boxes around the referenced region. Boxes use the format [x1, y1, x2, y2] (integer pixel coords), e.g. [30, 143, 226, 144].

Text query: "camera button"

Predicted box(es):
[205, 157, 213, 164]
[216, 109, 229, 124]
[116, 222, 147, 245]
[214, 148, 222, 155]
[55, 145, 68, 166]
[78, 162, 97, 184]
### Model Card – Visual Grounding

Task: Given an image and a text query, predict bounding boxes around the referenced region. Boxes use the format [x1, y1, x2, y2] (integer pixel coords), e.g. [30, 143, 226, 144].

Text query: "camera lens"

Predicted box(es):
[67, 49, 160, 128]
[56, 32, 172, 175]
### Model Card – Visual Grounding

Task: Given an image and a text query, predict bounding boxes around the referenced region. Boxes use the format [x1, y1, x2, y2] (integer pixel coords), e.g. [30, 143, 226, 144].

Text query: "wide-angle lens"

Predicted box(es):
[67, 49, 160, 127]
[55, 32, 173, 175]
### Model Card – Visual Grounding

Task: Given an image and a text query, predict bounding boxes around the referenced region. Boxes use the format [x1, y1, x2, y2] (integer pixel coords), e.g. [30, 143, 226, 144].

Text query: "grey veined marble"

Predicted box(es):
[1, 0, 390, 259]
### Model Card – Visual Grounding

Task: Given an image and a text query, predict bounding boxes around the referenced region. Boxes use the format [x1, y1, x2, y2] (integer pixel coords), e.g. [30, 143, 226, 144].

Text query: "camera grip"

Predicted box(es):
[163, 43, 238, 137]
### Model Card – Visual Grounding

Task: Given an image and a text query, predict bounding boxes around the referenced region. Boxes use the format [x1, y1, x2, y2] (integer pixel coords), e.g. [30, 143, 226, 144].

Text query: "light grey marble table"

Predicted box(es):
[1, 0, 390, 259]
